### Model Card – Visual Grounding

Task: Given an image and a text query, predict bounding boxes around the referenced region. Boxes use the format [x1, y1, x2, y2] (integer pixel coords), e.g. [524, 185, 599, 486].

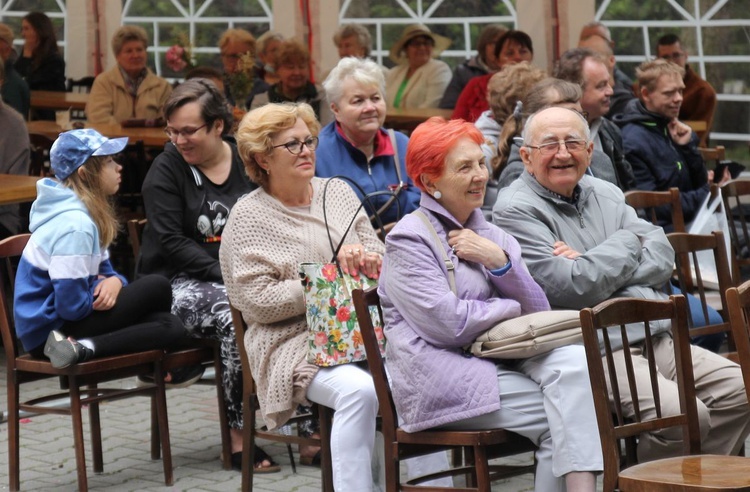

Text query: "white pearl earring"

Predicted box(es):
[433, 190, 442, 199]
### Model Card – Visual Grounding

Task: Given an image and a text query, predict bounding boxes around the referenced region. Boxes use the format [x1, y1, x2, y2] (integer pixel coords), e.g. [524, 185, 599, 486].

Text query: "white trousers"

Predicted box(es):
[438, 345, 603, 492]
[307, 364, 454, 491]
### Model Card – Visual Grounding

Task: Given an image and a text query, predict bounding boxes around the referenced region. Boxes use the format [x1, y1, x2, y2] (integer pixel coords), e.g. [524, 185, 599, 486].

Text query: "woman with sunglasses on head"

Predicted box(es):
[138, 79, 279, 474]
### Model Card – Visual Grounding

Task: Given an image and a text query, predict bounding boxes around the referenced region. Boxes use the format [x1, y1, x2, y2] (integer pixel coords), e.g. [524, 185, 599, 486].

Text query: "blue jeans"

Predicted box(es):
[670, 285, 725, 353]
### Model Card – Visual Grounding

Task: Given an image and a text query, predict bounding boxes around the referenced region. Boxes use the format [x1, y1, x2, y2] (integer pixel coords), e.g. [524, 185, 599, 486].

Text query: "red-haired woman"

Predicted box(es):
[378, 117, 603, 492]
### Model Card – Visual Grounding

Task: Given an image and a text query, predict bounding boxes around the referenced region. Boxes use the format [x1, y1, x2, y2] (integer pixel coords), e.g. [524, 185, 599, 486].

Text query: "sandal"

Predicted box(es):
[299, 449, 321, 467]
[231, 446, 281, 474]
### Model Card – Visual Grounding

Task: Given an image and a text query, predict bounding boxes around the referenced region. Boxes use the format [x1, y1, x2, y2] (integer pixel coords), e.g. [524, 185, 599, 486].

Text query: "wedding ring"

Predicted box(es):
[451, 245, 456, 253]
[347, 249, 354, 254]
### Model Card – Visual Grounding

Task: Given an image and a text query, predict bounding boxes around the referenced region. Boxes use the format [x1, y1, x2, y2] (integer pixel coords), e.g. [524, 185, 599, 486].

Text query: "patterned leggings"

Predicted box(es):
[171, 275, 243, 430]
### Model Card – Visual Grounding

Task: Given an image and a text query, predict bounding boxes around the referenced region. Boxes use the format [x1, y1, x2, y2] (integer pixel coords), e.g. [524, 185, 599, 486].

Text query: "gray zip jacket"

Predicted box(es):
[493, 172, 675, 350]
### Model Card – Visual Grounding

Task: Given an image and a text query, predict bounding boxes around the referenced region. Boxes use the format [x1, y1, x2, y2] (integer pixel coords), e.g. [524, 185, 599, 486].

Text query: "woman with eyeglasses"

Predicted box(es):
[138, 79, 280, 474]
[221, 102, 386, 490]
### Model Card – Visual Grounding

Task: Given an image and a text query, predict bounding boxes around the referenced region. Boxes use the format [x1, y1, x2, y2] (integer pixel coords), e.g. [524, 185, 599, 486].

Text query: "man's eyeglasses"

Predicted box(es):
[272, 136, 319, 155]
[164, 124, 208, 140]
[661, 52, 685, 61]
[525, 139, 588, 155]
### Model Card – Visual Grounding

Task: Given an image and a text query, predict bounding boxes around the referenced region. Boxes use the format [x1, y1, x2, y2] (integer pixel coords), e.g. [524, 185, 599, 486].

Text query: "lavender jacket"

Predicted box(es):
[378, 194, 550, 432]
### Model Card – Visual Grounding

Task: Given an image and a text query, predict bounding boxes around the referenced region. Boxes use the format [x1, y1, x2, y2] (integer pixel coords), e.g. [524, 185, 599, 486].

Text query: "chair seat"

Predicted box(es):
[619, 455, 750, 490]
[396, 427, 535, 447]
[16, 350, 163, 375]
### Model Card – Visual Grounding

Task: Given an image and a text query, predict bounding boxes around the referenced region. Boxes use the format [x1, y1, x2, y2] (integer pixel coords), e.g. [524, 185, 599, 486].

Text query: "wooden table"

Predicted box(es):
[30, 91, 88, 111]
[0, 175, 41, 205]
[385, 107, 453, 132]
[27, 120, 169, 149]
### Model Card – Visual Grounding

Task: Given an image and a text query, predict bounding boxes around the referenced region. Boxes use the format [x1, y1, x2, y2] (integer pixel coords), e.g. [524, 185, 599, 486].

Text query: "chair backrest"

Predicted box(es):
[352, 287, 399, 439]
[0, 234, 32, 360]
[579, 295, 701, 491]
[725, 280, 750, 403]
[229, 303, 257, 399]
[127, 218, 147, 259]
[720, 180, 750, 278]
[624, 187, 685, 232]
[699, 145, 725, 167]
[28, 133, 54, 177]
[66, 76, 95, 93]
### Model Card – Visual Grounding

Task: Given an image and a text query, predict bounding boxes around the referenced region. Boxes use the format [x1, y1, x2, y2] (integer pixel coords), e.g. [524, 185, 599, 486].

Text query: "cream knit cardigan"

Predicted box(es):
[220, 177, 384, 429]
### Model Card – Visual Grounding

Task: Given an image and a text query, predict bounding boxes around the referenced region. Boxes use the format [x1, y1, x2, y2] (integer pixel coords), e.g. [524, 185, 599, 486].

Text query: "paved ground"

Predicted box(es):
[0, 352, 747, 491]
[0, 353, 536, 491]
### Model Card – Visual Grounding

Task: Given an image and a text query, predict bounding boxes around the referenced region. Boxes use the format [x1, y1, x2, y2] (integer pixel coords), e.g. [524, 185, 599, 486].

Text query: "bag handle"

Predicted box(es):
[367, 129, 406, 223]
[322, 176, 397, 263]
[413, 210, 457, 294]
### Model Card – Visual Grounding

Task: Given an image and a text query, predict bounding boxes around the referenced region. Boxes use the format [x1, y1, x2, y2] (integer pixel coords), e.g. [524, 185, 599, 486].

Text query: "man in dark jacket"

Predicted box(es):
[553, 48, 635, 192]
[614, 59, 729, 226]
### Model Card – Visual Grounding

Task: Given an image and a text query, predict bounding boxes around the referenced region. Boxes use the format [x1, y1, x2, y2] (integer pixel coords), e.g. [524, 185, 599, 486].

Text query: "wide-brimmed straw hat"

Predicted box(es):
[389, 24, 451, 64]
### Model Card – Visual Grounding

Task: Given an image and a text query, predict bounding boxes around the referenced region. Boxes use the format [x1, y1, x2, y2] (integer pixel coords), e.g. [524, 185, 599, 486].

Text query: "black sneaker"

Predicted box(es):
[44, 330, 94, 368]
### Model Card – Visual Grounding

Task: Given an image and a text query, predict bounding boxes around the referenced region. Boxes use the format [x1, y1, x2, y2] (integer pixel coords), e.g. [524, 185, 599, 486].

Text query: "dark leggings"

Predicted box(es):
[29, 275, 186, 359]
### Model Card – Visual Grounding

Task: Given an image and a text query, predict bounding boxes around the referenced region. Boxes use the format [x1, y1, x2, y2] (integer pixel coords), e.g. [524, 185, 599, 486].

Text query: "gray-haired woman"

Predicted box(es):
[316, 56, 420, 227]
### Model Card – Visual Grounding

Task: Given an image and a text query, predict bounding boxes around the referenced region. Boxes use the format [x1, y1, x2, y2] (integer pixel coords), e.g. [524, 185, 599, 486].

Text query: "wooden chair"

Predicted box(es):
[666, 231, 737, 358]
[721, 180, 750, 282]
[699, 145, 726, 169]
[579, 295, 750, 492]
[229, 304, 334, 492]
[725, 280, 750, 404]
[28, 133, 54, 178]
[352, 287, 538, 491]
[125, 218, 233, 470]
[624, 187, 686, 232]
[0, 234, 173, 491]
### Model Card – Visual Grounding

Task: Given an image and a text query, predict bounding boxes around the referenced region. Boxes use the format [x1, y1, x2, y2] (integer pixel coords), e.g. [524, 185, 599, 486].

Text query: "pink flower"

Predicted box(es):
[336, 307, 351, 323]
[314, 332, 328, 347]
[321, 264, 338, 282]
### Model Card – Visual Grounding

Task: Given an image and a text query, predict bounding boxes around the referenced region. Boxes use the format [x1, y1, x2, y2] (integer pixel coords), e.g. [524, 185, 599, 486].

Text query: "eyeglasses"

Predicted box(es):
[526, 139, 588, 155]
[272, 136, 319, 155]
[661, 52, 685, 61]
[164, 124, 208, 140]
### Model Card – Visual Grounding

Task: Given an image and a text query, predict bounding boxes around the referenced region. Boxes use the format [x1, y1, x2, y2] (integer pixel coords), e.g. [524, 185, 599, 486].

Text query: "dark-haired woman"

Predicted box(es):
[139, 79, 278, 473]
[15, 11, 65, 119]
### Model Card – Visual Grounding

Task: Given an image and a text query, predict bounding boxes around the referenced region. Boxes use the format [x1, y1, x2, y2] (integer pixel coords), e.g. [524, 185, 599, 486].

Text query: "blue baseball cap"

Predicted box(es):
[50, 129, 129, 180]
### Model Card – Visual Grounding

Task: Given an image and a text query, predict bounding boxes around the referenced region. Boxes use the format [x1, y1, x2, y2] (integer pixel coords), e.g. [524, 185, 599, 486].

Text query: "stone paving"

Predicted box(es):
[0, 352, 747, 491]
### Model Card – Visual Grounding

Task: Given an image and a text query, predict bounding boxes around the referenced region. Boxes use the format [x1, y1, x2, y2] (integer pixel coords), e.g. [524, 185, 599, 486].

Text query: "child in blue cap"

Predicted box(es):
[14, 129, 188, 369]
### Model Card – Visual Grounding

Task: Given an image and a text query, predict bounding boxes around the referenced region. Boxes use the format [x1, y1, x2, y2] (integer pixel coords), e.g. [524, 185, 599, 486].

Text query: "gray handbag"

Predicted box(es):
[413, 210, 583, 359]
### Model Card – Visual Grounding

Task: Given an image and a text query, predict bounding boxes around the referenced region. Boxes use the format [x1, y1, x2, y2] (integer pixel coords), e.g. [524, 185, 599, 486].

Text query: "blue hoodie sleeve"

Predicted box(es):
[97, 256, 129, 287]
[48, 230, 98, 321]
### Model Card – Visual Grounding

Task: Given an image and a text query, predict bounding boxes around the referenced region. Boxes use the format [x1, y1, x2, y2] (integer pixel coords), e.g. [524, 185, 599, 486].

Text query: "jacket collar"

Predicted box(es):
[334, 123, 394, 158]
[520, 171, 593, 208]
[419, 192, 489, 233]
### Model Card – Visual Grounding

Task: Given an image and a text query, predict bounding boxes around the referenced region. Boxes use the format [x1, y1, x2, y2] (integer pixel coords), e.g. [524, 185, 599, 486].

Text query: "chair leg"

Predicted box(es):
[242, 395, 254, 492]
[318, 405, 334, 492]
[88, 385, 104, 474]
[8, 380, 20, 491]
[150, 390, 160, 459]
[473, 445, 491, 492]
[213, 347, 232, 470]
[69, 382, 89, 492]
[154, 363, 173, 486]
[287, 443, 297, 473]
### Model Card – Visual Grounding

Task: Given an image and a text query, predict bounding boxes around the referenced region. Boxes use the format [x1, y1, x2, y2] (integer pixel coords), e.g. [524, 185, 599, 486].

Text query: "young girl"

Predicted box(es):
[14, 129, 187, 369]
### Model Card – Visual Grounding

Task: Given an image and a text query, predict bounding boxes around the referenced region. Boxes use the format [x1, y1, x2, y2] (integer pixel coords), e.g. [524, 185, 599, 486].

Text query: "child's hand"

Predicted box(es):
[93, 277, 123, 311]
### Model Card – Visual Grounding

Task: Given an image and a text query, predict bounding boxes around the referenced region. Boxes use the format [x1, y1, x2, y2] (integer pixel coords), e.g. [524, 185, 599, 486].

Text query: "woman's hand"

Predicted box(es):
[337, 244, 382, 279]
[448, 229, 508, 270]
[93, 276, 123, 311]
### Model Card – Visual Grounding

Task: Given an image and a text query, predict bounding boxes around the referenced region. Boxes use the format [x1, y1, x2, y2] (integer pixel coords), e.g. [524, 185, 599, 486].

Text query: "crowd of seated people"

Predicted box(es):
[7, 13, 745, 490]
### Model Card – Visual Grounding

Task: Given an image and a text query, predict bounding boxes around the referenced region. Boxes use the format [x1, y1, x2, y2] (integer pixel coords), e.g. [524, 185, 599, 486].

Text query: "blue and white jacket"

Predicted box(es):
[14, 178, 127, 351]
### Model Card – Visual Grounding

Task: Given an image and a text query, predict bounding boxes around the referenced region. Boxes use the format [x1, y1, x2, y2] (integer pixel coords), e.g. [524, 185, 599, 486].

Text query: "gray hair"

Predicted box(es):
[333, 24, 372, 57]
[521, 107, 591, 145]
[257, 30, 284, 55]
[323, 57, 385, 106]
[111, 25, 148, 56]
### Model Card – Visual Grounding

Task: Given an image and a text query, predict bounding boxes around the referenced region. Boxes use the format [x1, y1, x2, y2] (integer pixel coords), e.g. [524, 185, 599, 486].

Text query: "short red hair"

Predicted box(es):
[406, 117, 485, 192]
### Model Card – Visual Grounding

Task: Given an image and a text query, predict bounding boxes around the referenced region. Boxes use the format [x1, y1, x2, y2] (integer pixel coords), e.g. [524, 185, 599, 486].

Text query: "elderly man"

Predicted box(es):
[657, 33, 716, 144]
[615, 59, 728, 226]
[492, 106, 750, 462]
[0, 23, 29, 117]
[554, 48, 635, 191]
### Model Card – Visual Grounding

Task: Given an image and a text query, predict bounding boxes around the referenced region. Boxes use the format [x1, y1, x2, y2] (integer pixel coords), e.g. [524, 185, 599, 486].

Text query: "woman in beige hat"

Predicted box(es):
[385, 24, 451, 109]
